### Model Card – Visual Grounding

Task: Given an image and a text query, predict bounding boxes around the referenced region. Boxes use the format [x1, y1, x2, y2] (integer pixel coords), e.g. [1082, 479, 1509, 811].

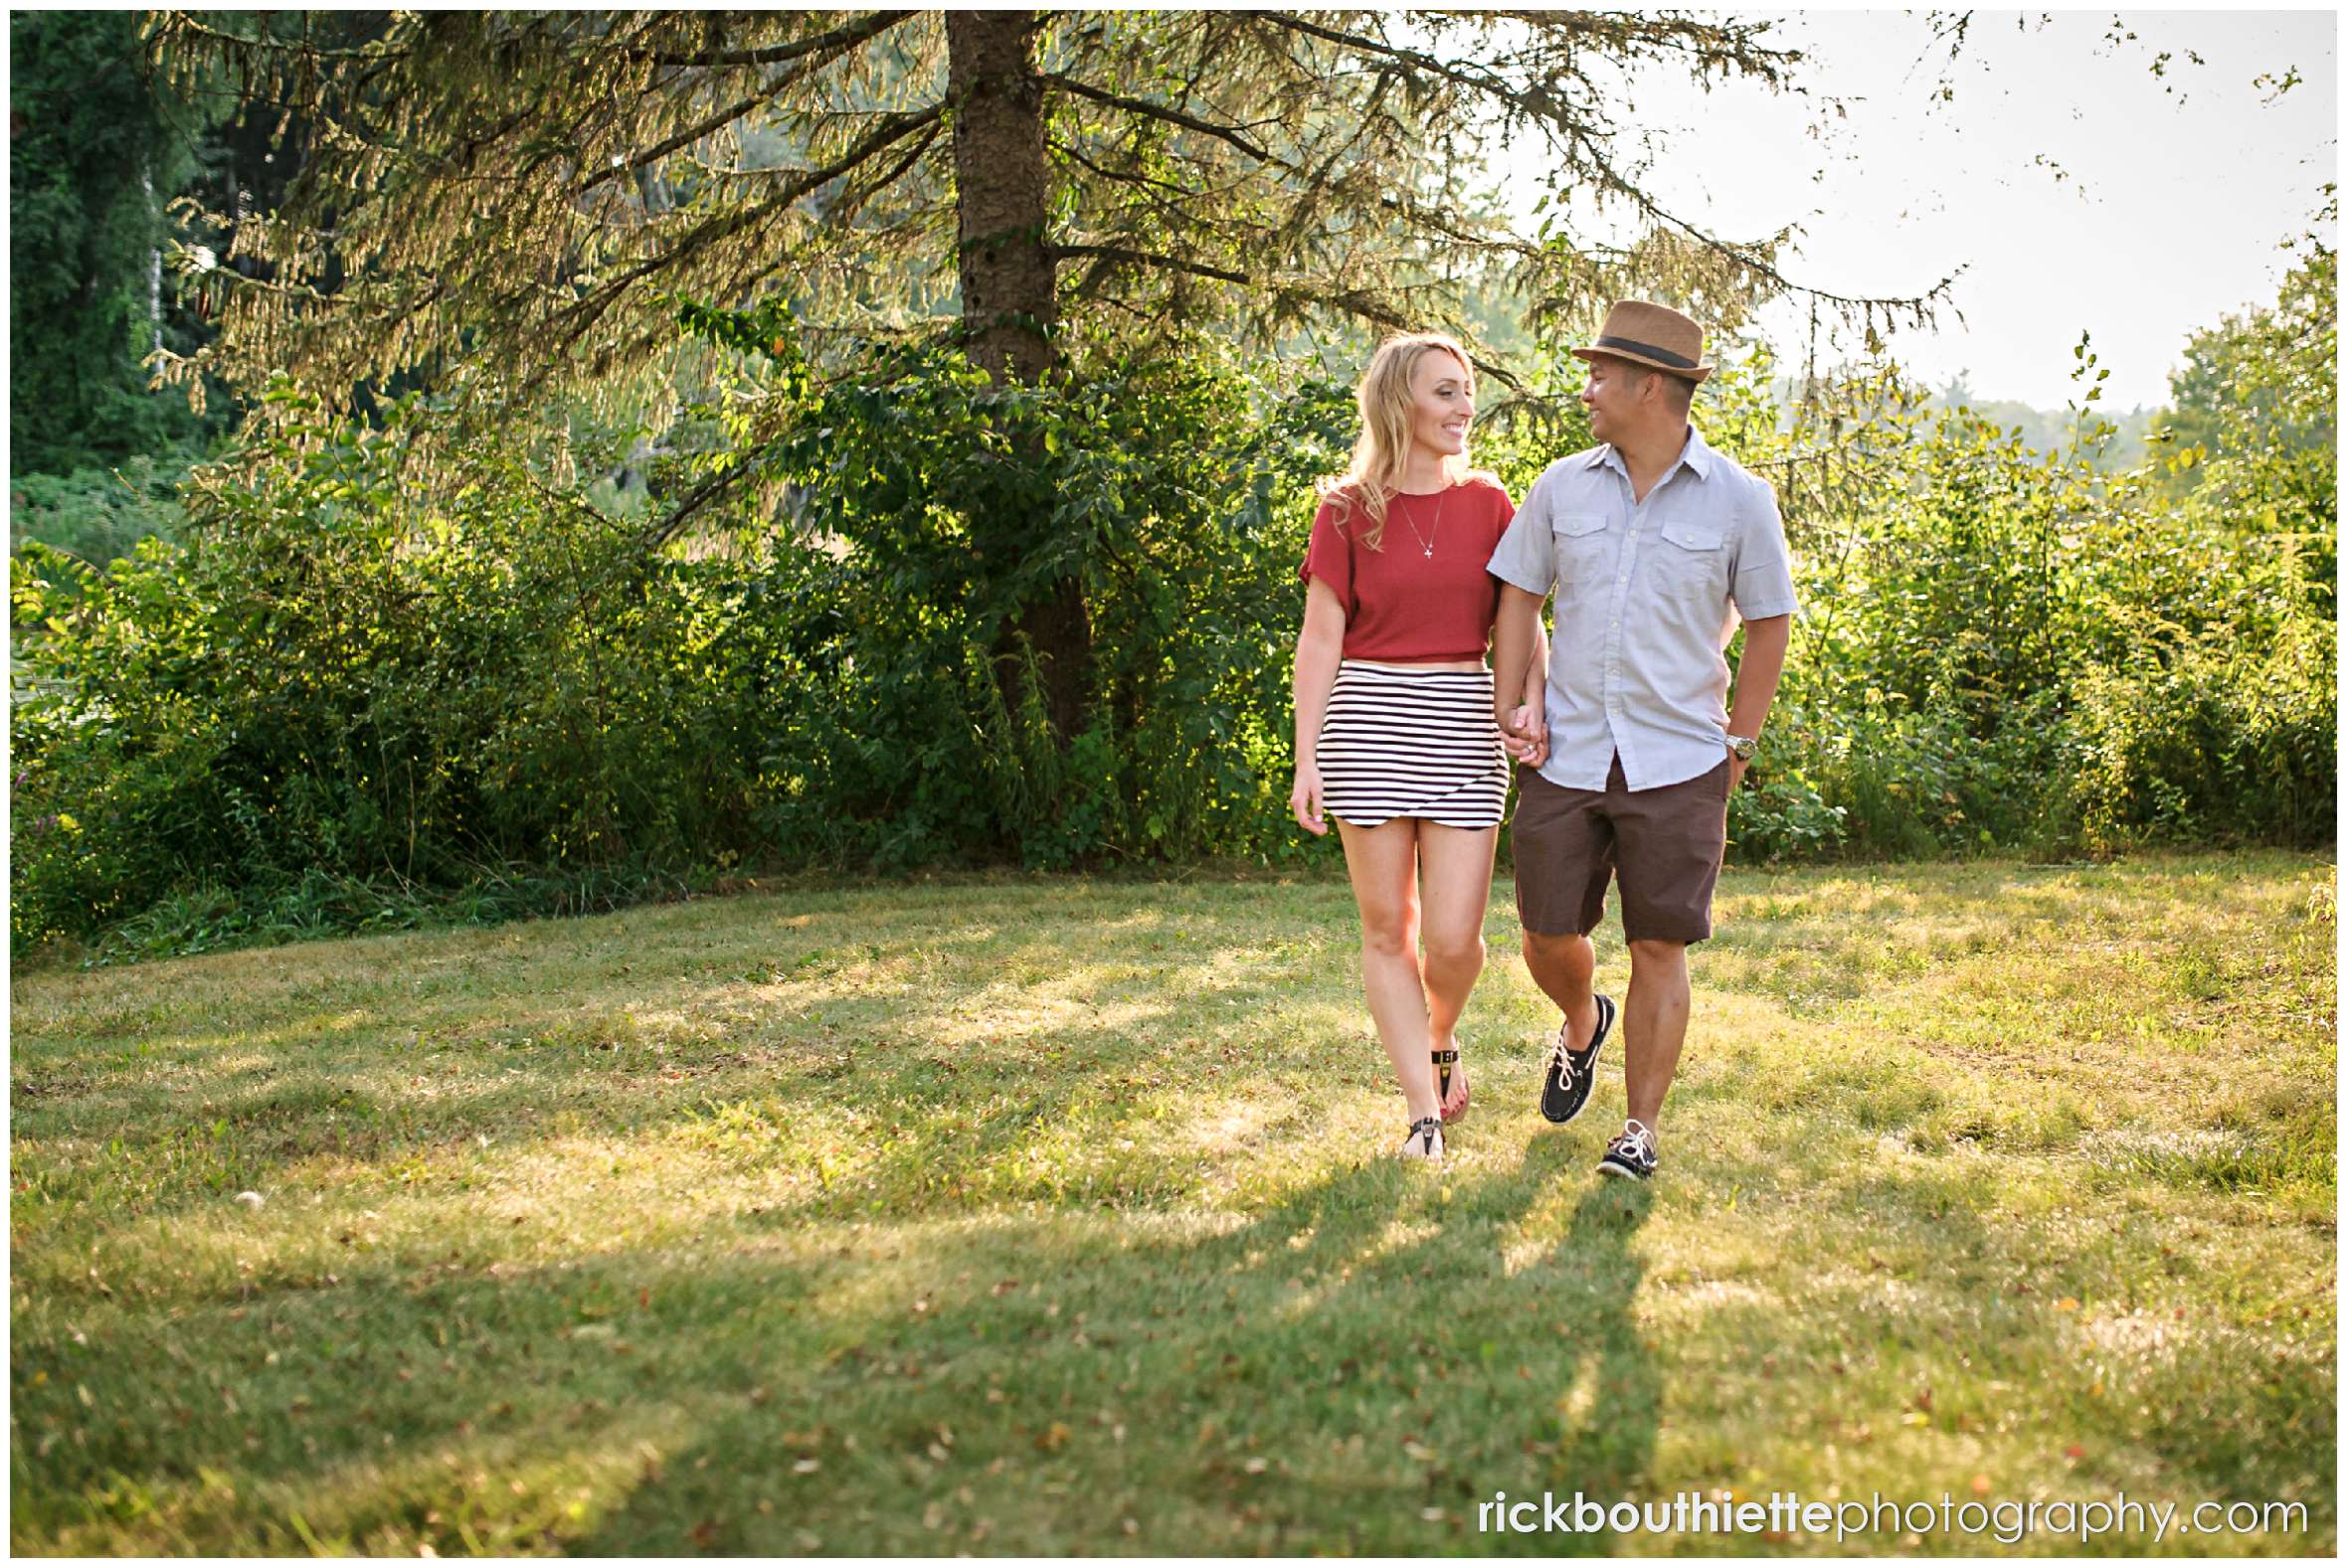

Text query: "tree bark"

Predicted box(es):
[946, 10, 1056, 380]
[945, 10, 1091, 749]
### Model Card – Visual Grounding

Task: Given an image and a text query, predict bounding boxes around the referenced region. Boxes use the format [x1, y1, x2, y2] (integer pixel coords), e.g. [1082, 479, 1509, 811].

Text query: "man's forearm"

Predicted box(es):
[1726, 615, 1791, 737]
[1491, 587, 1543, 721]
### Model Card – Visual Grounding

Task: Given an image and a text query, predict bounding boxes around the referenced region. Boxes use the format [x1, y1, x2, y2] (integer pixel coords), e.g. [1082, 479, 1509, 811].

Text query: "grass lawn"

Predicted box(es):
[9, 851, 2335, 1555]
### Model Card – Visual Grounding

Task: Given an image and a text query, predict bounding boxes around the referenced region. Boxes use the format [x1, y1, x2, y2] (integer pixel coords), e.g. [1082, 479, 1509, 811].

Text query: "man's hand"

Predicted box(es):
[1726, 749, 1749, 793]
[1503, 705, 1549, 769]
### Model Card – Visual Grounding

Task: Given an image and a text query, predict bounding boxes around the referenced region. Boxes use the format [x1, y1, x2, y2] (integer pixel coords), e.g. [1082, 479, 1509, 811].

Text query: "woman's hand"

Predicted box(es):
[1504, 704, 1550, 770]
[1291, 762, 1329, 835]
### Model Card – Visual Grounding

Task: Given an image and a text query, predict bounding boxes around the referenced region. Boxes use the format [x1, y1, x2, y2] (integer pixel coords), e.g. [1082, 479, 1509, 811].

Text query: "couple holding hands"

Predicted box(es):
[1290, 301, 1797, 1178]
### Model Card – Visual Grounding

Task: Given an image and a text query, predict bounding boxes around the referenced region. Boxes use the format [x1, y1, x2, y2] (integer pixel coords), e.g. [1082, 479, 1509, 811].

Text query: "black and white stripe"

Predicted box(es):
[1318, 661, 1509, 829]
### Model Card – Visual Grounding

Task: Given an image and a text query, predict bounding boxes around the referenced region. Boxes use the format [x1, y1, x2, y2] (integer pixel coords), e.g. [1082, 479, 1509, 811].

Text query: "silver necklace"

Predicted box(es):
[1396, 488, 1449, 559]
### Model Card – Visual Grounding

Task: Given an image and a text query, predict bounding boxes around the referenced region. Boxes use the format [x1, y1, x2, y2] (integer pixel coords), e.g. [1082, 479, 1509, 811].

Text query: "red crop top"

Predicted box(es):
[1297, 479, 1517, 662]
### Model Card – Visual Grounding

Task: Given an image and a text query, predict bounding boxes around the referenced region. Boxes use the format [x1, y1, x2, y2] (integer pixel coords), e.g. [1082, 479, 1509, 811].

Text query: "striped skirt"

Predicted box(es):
[1317, 661, 1510, 829]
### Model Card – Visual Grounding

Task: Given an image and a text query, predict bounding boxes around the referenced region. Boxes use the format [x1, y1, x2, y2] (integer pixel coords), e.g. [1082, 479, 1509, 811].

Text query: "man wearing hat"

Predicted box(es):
[1485, 300, 1797, 1181]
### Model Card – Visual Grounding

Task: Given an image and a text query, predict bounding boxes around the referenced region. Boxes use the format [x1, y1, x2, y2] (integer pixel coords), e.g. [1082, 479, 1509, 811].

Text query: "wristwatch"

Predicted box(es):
[1724, 733, 1758, 763]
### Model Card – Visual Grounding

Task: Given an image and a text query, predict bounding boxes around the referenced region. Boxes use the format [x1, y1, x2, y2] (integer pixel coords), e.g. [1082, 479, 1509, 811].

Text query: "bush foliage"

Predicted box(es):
[10, 274, 2335, 958]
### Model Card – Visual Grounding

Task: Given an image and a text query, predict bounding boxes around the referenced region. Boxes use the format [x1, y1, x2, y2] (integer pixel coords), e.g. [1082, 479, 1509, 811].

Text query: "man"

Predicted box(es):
[1487, 299, 1796, 1181]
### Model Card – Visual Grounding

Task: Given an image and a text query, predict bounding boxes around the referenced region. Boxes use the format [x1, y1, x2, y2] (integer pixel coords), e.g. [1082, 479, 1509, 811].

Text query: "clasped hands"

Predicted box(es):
[1500, 704, 1548, 769]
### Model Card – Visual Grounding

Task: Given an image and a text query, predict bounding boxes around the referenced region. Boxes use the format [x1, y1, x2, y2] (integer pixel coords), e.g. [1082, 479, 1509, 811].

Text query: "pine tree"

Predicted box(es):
[148, 8, 1950, 736]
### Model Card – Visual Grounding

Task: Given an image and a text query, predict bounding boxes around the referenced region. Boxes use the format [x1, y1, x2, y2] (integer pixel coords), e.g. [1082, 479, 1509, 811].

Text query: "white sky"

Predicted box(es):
[1498, 8, 2339, 411]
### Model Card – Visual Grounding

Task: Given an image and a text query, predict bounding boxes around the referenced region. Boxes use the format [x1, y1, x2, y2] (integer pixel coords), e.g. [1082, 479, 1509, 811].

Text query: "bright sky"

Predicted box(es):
[1500, 8, 2339, 411]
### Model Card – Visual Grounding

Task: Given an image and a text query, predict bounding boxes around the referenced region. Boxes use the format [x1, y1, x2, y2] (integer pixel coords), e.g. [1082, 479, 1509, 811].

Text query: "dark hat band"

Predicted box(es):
[1593, 334, 1698, 370]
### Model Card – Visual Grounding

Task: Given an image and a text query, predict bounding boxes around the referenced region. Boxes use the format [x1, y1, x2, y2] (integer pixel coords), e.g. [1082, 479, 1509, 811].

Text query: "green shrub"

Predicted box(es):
[8, 345, 1361, 955]
[2068, 617, 2335, 851]
[8, 315, 2333, 960]
[9, 455, 190, 563]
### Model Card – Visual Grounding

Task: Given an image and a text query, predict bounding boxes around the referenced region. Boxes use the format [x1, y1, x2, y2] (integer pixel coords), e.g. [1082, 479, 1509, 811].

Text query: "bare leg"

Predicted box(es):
[1622, 939, 1692, 1132]
[1522, 929, 1601, 1050]
[1336, 815, 1441, 1122]
[1415, 822, 1499, 1115]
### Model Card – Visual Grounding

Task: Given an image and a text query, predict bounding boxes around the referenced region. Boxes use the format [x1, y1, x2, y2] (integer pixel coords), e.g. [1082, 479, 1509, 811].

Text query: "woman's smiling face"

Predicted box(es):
[1407, 348, 1474, 460]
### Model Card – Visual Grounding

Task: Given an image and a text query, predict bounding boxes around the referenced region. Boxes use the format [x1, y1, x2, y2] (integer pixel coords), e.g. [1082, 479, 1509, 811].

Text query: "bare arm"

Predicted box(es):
[1502, 610, 1552, 765]
[1491, 584, 1545, 727]
[1524, 613, 1549, 708]
[1290, 578, 1348, 834]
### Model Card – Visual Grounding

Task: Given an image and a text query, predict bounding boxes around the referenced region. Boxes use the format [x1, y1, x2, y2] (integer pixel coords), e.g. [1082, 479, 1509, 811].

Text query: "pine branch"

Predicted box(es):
[554, 103, 947, 322]
[574, 87, 777, 194]
[1048, 245, 1251, 286]
[152, 12, 406, 63]
[640, 11, 916, 70]
[1039, 73, 1280, 165]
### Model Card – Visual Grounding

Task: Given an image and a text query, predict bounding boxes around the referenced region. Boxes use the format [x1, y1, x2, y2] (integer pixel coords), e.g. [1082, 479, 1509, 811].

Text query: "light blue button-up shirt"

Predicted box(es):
[1487, 425, 1800, 793]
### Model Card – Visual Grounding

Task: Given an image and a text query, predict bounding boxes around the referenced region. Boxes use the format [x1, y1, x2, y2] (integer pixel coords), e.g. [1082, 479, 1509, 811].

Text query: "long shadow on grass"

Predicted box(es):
[16, 867, 2334, 1548]
[565, 1146, 1664, 1555]
[11, 903, 1374, 1236]
[19, 855, 2318, 1220]
[12, 1142, 1674, 1554]
[18, 1122, 2331, 1552]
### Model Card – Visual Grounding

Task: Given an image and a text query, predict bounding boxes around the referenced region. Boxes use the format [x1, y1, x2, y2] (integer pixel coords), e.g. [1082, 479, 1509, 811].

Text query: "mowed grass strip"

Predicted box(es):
[9, 852, 2334, 1555]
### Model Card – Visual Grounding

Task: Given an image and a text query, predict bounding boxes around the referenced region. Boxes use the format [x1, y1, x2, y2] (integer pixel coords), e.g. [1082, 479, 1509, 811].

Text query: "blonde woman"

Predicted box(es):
[1292, 333, 1549, 1162]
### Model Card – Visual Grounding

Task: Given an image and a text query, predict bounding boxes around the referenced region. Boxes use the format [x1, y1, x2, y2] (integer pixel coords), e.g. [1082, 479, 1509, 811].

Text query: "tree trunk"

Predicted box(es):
[946, 10, 1056, 380]
[945, 10, 1091, 748]
[142, 157, 163, 358]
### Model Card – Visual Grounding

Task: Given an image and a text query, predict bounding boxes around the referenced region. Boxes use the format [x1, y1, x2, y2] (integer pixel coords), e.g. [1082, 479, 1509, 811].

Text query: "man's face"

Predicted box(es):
[1580, 353, 1648, 441]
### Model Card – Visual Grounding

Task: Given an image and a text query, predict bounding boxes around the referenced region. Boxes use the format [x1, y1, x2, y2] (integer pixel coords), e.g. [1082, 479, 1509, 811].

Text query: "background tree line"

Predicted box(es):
[8, 9, 2334, 960]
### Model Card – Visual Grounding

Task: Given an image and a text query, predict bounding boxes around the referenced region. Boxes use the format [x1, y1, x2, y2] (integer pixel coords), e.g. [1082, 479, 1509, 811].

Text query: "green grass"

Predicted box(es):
[9, 852, 2335, 1555]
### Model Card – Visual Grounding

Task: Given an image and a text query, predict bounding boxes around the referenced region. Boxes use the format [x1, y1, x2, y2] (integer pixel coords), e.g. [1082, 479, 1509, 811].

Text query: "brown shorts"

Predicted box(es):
[1512, 754, 1730, 945]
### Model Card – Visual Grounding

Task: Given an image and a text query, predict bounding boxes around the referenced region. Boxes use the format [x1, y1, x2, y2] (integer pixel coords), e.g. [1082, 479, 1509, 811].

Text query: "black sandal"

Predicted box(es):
[1398, 1114, 1444, 1161]
[1432, 1046, 1470, 1125]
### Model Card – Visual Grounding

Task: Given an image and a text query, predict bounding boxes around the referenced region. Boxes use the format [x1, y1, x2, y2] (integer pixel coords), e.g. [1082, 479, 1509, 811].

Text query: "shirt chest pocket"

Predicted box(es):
[1550, 510, 1613, 586]
[1653, 516, 1728, 601]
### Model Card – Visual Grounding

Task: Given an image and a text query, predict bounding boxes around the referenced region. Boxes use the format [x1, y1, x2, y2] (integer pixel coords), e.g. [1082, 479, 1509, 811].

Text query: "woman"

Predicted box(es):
[1291, 332, 1548, 1163]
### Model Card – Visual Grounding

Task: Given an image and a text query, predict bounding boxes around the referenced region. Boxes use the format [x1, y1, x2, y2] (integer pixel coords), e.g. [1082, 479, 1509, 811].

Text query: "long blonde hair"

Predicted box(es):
[1317, 332, 1492, 551]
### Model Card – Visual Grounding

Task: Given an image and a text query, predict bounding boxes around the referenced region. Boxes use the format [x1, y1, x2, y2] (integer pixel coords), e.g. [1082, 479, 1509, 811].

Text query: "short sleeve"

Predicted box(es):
[1488, 480, 1517, 547]
[1485, 469, 1555, 597]
[1728, 477, 1800, 620]
[1299, 497, 1354, 611]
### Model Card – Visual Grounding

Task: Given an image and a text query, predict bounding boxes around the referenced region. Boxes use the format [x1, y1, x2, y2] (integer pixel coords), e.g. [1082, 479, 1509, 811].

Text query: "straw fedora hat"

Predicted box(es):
[1570, 299, 1713, 384]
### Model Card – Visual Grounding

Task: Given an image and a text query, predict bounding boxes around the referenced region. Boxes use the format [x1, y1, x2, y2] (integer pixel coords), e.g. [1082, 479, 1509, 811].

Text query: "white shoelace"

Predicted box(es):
[1547, 1025, 1578, 1089]
[1611, 1118, 1657, 1164]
